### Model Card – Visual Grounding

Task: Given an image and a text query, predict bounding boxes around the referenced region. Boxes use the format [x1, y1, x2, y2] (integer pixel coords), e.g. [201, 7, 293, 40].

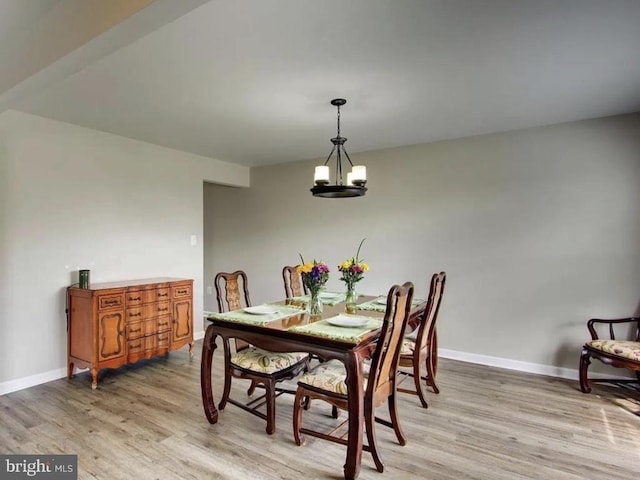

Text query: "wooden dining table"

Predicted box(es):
[200, 293, 426, 480]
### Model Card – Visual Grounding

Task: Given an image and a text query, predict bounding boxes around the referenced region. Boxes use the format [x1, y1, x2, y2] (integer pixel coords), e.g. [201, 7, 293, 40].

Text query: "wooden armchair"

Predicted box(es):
[292, 282, 414, 474]
[579, 316, 640, 393]
[282, 265, 307, 298]
[398, 271, 446, 407]
[214, 270, 309, 434]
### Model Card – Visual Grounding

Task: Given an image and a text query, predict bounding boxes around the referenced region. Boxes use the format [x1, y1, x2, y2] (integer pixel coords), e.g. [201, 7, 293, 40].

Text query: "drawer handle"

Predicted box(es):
[130, 328, 141, 333]
[158, 321, 169, 327]
[177, 289, 187, 295]
[158, 307, 169, 313]
[130, 343, 141, 349]
[128, 296, 141, 302]
[158, 293, 168, 297]
[129, 312, 141, 317]
[104, 299, 119, 306]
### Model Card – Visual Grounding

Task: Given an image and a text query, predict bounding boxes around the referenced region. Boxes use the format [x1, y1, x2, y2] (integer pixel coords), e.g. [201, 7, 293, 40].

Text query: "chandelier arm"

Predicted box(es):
[341, 146, 354, 167]
[323, 145, 337, 165]
[336, 147, 343, 184]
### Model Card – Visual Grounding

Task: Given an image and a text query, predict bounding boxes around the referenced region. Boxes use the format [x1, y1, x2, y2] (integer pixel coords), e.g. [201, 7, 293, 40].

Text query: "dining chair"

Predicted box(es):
[292, 282, 414, 473]
[397, 271, 446, 407]
[214, 270, 309, 434]
[282, 265, 307, 298]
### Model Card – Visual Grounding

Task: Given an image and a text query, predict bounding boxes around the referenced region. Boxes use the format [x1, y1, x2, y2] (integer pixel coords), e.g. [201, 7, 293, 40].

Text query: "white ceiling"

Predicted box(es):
[3, 0, 640, 167]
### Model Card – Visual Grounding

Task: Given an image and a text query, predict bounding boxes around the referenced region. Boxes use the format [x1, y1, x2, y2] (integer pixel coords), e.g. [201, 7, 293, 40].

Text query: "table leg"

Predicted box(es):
[343, 351, 363, 480]
[200, 324, 219, 423]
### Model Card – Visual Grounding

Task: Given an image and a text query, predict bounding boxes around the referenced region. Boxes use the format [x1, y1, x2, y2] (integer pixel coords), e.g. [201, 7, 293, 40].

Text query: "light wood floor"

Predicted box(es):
[1, 342, 638, 479]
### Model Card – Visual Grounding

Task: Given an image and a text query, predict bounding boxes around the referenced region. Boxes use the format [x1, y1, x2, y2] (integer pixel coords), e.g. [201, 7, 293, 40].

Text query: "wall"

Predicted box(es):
[204, 113, 640, 378]
[0, 110, 249, 394]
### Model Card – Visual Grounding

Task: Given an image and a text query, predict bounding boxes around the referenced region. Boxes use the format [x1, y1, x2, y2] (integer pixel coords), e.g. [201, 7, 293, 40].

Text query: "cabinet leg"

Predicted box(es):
[91, 368, 98, 390]
[189, 342, 195, 358]
[67, 362, 74, 379]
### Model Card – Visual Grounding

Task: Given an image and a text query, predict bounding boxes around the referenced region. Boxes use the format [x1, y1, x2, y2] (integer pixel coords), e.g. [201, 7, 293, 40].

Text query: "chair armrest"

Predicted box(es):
[586, 317, 640, 341]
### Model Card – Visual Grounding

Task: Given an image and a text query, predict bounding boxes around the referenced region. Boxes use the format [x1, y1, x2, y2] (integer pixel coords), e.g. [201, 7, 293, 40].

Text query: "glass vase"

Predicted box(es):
[345, 285, 358, 314]
[308, 290, 323, 317]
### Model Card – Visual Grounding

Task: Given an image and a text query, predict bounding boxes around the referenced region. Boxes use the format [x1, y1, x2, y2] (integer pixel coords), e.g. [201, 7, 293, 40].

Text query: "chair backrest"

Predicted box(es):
[414, 272, 446, 351]
[214, 270, 251, 313]
[366, 282, 414, 405]
[282, 265, 307, 298]
[214, 270, 251, 351]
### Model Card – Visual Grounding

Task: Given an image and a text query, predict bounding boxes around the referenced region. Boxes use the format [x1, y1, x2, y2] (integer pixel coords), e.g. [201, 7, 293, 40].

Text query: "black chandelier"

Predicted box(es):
[311, 98, 367, 198]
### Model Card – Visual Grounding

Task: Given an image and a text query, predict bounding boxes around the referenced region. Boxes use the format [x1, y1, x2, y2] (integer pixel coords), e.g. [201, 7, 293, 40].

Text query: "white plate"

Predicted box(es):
[326, 315, 369, 328]
[319, 292, 341, 299]
[243, 306, 279, 315]
[374, 297, 387, 305]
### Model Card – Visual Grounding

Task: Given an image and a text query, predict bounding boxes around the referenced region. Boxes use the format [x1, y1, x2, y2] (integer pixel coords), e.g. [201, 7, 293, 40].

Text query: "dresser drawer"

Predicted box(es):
[126, 319, 159, 339]
[157, 331, 171, 349]
[142, 288, 170, 304]
[127, 335, 156, 354]
[173, 284, 191, 299]
[157, 316, 171, 332]
[125, 291, 144, 307]
[126, 302, 171, 322]
[98, 293, 124, 311]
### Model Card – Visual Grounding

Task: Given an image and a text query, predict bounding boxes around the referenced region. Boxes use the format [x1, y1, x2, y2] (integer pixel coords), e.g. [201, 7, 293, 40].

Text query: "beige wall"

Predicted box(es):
[204, 113, 640, 378]
[0, 110, 249, 393]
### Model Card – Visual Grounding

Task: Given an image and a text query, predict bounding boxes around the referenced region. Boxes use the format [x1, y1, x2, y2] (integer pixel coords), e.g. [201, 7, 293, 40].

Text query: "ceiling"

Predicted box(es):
[2, 0, 640, 167]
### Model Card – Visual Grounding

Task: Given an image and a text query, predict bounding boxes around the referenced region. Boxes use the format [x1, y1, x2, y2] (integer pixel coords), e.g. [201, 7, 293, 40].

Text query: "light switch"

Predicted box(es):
[190, 235, 197, 246]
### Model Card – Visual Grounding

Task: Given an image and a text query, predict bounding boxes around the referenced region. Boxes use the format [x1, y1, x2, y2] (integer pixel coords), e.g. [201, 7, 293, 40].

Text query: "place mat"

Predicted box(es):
[288, 315, 382, 342]
[207, 304, 304, 326]
[357, 296, 426, 312]
[287, 292, 346, 306]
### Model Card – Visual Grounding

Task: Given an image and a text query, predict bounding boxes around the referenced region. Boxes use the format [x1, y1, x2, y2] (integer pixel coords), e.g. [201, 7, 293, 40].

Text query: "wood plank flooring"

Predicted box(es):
[1, 341, 638, 479]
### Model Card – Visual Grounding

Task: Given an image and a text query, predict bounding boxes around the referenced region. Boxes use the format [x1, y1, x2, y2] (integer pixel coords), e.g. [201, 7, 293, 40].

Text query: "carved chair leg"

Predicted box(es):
[218, 367, 232, 410]
[219, 339, 233, 410]
[247, 380, 258, 396]
[388, 391, 407, 446]
[579, 350, 592, 393]
[425, 351, 440, 394]
[293, 388, 306, 446]
[413, 354, 429, 408]
[365, 402, 384, 473]
[265, 378, 277, 435]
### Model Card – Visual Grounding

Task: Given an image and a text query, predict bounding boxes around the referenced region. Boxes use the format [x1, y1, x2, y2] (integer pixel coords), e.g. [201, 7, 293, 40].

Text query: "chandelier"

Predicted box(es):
[311, 98, 367, 198]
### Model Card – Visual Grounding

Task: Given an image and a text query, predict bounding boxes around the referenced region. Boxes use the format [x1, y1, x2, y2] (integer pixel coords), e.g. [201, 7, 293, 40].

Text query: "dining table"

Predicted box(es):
[200, 291, 426, 480]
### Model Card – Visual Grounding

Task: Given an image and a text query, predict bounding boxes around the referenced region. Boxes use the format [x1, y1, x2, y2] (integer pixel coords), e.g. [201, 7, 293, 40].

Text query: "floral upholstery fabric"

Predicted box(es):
[231, 348, 308, 374]
[298, 359, 368, 395]
[587, 340, 640, 362]
[400, 339, 416, 356]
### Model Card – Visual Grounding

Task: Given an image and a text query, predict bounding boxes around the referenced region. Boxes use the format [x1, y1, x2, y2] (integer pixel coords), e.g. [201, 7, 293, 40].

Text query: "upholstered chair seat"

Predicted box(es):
[231, 348, 309, 374]
[585, 340, 640, 362]
[297, 359, 370, 395]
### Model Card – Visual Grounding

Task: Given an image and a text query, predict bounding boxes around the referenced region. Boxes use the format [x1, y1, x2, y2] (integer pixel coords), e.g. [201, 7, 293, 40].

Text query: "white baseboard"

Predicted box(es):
[439, 348, 633, 381]
[0, 330, 207, 396]
[1, 339, 629, 396]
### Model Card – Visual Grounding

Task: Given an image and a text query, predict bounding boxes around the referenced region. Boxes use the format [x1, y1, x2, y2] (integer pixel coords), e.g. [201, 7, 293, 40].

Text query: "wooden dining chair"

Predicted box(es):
[397, 272, 446, 407]
[292, 282, 414, 473]
[214, 270, 309, 434]
[282, 265, 307, 298]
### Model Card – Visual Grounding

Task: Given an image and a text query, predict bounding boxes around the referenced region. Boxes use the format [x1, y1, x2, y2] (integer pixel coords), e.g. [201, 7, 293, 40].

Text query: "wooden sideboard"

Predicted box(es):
[67, 277, 194, 389]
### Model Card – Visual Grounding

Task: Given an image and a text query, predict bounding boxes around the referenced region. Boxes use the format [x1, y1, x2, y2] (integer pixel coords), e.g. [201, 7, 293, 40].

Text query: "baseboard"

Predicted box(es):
[1, 338, 629, 396]
[0, 329, 206, 396]
[439, 348, 633, 381]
